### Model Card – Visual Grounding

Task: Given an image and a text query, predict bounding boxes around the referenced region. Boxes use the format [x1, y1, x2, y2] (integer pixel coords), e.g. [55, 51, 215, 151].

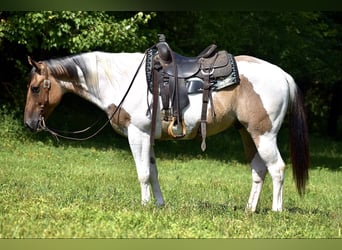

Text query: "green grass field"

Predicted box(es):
[0, 108, 341, 238]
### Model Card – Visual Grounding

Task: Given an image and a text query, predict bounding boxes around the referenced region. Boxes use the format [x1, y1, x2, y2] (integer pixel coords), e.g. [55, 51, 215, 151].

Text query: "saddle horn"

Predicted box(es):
[156, 34, 172, 64]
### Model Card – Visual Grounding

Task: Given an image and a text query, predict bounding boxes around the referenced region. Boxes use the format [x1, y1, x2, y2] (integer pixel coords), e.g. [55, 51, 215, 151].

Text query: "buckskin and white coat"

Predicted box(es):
[24, 51, 309, 212]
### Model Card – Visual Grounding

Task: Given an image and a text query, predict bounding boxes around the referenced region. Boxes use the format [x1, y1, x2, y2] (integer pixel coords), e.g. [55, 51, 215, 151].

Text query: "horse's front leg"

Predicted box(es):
[128, 124, 164, 206]
[128, 125, 152, 204]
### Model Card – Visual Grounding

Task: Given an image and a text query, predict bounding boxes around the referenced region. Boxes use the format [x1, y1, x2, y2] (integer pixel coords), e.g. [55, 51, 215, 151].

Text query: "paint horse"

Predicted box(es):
[24, 48, 309, 212]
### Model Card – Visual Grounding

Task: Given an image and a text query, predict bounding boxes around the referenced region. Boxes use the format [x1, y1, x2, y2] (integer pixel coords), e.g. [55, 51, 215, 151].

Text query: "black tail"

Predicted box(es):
[288, 78, 310, 195]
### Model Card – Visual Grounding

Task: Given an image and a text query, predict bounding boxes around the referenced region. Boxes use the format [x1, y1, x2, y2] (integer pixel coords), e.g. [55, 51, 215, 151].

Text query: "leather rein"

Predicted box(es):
[38, 53, 146, 141]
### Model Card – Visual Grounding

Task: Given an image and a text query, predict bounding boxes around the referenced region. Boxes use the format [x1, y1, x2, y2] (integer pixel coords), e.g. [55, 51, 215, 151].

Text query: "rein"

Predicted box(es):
[39, 52, 147, 141]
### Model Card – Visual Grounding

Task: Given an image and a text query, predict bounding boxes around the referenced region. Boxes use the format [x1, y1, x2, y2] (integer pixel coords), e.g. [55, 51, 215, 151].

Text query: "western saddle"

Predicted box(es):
[146, 34, 240, 150]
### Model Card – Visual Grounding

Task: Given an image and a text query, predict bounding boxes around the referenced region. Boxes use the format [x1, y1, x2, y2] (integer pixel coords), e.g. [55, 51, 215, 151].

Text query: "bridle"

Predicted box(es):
[41, 62, 51, 111]
[37, 52, 147, 141]
[37, 61, 51, 132]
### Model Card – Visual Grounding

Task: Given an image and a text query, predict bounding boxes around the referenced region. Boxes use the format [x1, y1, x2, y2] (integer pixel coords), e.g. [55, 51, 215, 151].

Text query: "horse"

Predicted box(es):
[24, 50, 309, 212]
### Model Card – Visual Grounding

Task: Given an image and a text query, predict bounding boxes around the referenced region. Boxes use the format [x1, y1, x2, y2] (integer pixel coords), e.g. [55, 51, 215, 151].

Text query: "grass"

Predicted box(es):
[0, 107, 341, 238]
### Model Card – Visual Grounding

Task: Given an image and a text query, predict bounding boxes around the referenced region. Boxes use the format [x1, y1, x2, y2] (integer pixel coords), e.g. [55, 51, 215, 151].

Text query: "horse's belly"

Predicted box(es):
[205, 87, 237, 136]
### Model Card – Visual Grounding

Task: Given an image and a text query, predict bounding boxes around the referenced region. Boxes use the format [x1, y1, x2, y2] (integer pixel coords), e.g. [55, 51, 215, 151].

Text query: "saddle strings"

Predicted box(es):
[41, 52, 147, 142]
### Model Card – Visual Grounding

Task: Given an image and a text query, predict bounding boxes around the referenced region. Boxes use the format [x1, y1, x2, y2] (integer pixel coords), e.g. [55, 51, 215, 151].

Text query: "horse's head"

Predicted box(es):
[24, 57, 63, 132]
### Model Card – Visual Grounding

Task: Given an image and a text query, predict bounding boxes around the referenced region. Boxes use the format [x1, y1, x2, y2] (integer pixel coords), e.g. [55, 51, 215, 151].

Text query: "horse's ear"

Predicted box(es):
[28, 56, 42, 73]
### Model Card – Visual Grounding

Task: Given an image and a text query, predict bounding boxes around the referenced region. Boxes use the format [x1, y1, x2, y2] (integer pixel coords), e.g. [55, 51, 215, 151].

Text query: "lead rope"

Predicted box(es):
[40, 53, 147, 141]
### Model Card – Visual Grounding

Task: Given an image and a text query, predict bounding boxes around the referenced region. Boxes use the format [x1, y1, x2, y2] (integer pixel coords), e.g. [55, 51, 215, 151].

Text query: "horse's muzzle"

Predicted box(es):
[25, 120, 38, 132]
[24, 117, 45, 132]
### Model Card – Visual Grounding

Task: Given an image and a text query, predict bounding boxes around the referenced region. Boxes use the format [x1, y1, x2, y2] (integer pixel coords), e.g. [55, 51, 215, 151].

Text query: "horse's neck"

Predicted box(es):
[54, 53, 103, 108]
[59, 52, 146, 111]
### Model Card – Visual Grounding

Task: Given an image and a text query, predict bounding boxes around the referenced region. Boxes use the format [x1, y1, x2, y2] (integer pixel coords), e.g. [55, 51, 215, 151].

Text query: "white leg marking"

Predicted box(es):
[128, 124, 164, 206]
[257, 134, 285, 211]
[268, 156, 285, 212]
[246, 153, 267, 212]
[128, 125, 152, 205]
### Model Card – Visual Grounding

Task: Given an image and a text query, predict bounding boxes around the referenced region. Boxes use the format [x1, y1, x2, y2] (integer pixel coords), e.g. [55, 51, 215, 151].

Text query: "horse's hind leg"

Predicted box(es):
[256, 133, 285, 211]
[247, 153, 268, 212]
[239, 128, 267, 212]
[240, 126, 285, 212]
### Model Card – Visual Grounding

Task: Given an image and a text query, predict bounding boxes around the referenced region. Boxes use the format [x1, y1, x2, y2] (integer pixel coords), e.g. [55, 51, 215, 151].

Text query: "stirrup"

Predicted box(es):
[167, 117, 186, 138]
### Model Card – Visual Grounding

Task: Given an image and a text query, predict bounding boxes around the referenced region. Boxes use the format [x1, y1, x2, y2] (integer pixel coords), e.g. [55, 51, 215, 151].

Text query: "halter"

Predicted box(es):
[38, 61, 51, 131]
[40, 61, 51, 111]
[38, 52, 147, 141]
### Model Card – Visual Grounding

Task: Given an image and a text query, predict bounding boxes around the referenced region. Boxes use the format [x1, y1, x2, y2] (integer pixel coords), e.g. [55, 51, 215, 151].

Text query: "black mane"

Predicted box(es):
[46, 54, 90, 83]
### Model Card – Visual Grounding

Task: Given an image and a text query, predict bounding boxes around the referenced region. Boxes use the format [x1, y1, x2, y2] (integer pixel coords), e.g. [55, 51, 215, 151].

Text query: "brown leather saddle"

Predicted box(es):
[147, 34, 240, 150]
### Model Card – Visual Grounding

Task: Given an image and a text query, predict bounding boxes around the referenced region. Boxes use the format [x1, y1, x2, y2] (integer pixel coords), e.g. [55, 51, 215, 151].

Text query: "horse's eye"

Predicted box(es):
[31, 86, 40, 94]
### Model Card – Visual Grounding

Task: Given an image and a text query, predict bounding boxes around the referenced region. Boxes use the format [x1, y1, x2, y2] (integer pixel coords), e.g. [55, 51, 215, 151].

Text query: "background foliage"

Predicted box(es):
[0, 11, 341, 135]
